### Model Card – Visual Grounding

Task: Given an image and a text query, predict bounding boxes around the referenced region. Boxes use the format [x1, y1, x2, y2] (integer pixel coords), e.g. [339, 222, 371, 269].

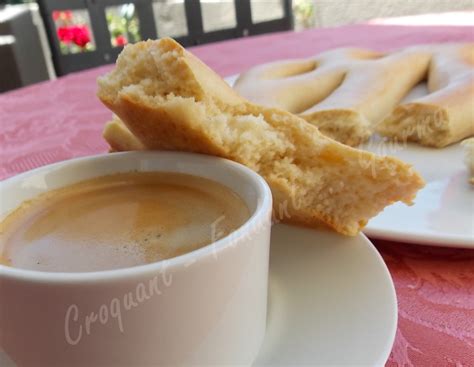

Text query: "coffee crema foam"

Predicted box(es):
[0, 172, 249, 272]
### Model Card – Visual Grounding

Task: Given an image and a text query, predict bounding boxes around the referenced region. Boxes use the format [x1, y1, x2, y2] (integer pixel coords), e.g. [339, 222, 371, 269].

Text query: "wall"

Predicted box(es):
[314, 0, 473, 27]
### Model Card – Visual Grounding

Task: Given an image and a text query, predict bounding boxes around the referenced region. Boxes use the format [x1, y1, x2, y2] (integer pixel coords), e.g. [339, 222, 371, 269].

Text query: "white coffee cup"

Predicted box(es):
[0, 151, 272, 366]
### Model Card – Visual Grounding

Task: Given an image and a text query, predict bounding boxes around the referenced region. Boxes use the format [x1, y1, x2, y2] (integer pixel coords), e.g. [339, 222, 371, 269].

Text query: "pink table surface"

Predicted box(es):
[1, 21, 474, 366]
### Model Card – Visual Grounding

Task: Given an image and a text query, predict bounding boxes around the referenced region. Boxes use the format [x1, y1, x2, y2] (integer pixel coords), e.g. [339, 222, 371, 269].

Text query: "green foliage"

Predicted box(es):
[293, 0, 316, 29]
[106, 7, 141, 47]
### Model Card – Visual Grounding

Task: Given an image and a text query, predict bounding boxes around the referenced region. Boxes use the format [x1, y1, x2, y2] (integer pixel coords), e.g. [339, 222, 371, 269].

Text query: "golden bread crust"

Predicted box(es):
[234, 47, 431, 146]
[98, 38, 425, 236]
[378, 44, 474, 147]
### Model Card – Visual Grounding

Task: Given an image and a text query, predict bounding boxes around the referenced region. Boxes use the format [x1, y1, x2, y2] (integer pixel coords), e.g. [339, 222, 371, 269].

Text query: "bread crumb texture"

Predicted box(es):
[98, 38, 425, 236]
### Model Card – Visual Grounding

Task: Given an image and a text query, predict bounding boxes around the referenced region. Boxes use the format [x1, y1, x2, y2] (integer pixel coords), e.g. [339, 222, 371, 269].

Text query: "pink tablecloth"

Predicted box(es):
[1, 22, 474, 366]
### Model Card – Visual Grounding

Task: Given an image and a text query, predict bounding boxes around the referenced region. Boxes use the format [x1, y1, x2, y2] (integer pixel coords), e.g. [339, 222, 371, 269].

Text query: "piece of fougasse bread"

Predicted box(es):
[234, 47, 431, 147]
[103, 115, 145, 152]
[462, 137, 474, 184]
[97, 38, 424, 236]
[378, 43, 474, 148]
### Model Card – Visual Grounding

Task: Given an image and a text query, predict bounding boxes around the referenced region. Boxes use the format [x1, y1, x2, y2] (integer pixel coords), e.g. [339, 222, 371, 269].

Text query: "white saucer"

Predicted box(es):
[227, 76, 474, 248]
[0, 224, 396, 367]
[254, 224, 397, 366]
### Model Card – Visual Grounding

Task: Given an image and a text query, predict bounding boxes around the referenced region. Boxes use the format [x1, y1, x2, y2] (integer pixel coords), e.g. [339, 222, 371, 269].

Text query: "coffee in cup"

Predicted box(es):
[0, 172, 249, 272]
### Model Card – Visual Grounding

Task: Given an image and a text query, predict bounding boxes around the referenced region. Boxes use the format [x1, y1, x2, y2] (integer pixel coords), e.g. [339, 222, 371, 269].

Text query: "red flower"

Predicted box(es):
[63, 10, 73, 21]
[115, 35, 127, 47]
[71, 25, 91, 48]
[57, 26, 73, 43]
[53, 10, 73, 22]
[57, 25, 91, 48]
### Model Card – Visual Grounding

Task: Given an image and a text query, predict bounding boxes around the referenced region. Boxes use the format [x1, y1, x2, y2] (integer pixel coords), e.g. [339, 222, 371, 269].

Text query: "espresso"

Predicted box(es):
[0, 172, 249, 272]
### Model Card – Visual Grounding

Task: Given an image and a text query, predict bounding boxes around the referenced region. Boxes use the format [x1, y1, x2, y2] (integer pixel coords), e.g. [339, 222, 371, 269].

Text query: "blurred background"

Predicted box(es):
[0, 0, 472, 93]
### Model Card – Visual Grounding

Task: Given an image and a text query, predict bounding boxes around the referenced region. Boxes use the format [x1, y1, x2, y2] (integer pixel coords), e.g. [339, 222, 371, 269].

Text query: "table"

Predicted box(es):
[1, 20, 474, 366]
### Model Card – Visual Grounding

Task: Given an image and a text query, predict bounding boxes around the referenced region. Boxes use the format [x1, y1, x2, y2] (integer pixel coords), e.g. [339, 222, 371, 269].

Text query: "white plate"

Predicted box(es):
[226, 76, 474, 248]
[361, 136, 473, 247]
[362, 84, 473, 247]
[0, 224, 397, 366]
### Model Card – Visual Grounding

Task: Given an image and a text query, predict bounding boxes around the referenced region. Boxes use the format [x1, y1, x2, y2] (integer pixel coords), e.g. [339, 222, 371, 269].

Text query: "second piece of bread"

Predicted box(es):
[462, 137, 474, 184]
[103, 115, 145, 152]
[234, 47, 431, 146]
[378, 44, 474, 147]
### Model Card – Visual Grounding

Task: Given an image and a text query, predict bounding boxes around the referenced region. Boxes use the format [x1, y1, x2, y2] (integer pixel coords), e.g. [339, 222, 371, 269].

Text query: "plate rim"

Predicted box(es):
[257, 224, 398, 366]
[348, 231, 398, 366]
[364, 225, 474, 248]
